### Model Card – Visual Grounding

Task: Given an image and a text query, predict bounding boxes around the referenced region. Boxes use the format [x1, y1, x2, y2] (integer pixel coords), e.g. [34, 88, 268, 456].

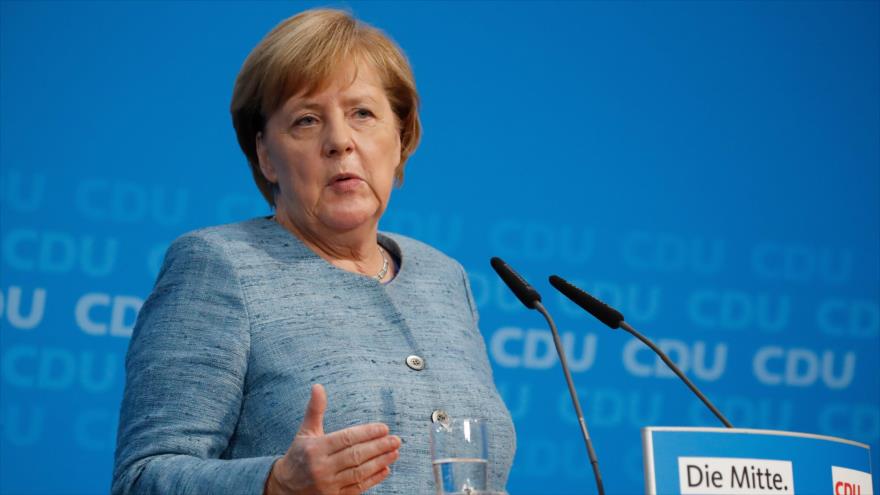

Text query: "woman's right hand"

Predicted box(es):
[264, 384, 401, 495]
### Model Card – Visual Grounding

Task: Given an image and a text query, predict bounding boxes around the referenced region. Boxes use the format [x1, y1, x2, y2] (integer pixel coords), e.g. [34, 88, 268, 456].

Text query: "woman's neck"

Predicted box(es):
[273, 211, 393, 281]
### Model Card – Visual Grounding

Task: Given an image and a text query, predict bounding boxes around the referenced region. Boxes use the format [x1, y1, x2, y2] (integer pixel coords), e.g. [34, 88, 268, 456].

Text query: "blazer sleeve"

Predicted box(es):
[457, 262, 480, 325]
[112, 233, 279, 495]
[457, 261, 497, 379]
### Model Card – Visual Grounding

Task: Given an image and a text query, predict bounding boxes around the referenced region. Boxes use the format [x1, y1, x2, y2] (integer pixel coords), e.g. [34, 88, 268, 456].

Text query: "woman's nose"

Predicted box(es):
[322, 116, 354, 158]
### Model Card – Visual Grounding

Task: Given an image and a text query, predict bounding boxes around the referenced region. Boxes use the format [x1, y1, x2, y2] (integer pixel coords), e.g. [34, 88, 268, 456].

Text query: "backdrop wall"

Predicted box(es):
[1, 1, 878, 494]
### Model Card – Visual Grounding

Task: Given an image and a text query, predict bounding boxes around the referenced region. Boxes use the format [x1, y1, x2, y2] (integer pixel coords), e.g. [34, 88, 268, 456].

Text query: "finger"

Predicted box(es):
[338, 466, 392, 495]
[334, 446, 400, 486]
[324, 422, 390, 454]
[332, 434, 401, 472]
[298, 384, 326, 436]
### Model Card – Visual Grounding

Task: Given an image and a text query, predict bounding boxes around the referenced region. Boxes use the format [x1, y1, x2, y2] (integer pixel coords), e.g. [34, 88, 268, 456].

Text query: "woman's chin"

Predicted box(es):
[318, 206, 379, 232]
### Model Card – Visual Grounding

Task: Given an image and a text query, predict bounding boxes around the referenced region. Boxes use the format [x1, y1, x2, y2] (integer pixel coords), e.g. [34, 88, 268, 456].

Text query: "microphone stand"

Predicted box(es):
[534, 301, 605, 495]
[548, 273, 733, 429]
[619, 321, 733, 428]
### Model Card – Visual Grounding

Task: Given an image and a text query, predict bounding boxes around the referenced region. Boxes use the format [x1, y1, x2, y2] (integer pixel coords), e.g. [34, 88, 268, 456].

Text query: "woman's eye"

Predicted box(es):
[294, 115, 317, 127]
[354, 108, 374, 119]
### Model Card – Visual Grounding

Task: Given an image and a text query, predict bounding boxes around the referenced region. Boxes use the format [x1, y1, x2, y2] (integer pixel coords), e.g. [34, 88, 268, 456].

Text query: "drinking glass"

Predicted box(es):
[430, 418, 489, 495]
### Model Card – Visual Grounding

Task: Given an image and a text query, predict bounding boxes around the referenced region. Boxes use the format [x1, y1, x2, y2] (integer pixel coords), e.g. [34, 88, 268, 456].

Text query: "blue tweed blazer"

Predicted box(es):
[112, 217, 516, 494]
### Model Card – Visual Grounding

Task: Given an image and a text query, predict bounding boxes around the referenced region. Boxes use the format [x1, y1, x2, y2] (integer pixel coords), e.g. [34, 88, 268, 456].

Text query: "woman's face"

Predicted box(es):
[257, 62, 402, 236]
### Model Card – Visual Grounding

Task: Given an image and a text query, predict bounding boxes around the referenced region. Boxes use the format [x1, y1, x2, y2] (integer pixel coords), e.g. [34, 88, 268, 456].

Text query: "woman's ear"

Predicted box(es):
[256, 131, 278, 183]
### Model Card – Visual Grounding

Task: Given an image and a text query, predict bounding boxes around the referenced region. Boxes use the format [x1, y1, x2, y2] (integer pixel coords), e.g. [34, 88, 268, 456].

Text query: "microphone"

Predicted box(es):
[548, 275, 623, 329]
[490, 257, 541, 309]
[549, 275, 734, 429]
[490, 258, 605, 495]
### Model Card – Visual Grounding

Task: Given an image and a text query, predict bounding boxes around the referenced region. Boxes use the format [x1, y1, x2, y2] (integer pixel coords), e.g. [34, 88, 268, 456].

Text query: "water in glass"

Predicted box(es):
[432, 456, 488, 494]
[431, 418, 489, 495]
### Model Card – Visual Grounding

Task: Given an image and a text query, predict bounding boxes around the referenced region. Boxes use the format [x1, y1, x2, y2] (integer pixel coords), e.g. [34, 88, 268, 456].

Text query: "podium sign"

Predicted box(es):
[643, 427, 873, 494]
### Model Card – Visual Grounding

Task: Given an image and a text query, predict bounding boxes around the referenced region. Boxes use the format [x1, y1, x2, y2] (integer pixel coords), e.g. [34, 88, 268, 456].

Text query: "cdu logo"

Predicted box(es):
[832, 466, 873, 495]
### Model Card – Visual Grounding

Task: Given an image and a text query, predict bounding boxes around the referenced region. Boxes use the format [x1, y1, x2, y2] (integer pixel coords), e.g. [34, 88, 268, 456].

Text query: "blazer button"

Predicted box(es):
[405, 355, 425, 371]
[431, 409, 450, 427]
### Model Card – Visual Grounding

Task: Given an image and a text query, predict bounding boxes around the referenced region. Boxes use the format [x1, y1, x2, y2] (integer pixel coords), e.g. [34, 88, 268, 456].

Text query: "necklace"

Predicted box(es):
[376, 245, 389, 281]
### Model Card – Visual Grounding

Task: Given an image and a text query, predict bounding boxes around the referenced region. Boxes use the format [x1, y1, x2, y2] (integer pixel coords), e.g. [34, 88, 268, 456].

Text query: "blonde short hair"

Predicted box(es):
[230, 9, 421, 207]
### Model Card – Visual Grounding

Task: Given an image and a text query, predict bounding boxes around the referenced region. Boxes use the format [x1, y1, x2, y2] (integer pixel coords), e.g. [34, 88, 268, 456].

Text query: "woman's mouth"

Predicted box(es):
[328, 173, 365, 192]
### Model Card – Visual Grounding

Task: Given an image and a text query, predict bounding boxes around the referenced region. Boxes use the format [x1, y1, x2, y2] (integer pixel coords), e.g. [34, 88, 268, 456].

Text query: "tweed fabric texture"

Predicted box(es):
[112, 217, 516, 494]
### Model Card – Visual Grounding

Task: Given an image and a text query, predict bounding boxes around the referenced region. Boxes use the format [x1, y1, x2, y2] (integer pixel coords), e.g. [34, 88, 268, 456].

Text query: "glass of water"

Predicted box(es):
[431, 417, 489, 495]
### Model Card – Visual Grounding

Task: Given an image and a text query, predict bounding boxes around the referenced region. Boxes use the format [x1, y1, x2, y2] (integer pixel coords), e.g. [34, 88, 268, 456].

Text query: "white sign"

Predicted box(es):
[832, 466, 873, 495]
[678, 456, 795, 494]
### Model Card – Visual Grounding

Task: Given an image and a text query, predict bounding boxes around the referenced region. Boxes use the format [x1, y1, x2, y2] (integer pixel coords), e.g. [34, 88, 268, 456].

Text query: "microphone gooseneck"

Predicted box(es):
[549, 274, 734, 429]
[491, 259, 605, 495]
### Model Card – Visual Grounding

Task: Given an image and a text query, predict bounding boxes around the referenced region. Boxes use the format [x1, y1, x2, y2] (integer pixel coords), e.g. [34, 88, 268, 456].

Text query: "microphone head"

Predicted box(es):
[490, 257, 542, 310]
[549, 275, 624, 328]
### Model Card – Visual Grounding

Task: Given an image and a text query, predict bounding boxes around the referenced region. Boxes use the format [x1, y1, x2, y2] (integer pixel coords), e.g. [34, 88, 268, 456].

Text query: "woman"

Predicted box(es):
[112, 8, 515, 495]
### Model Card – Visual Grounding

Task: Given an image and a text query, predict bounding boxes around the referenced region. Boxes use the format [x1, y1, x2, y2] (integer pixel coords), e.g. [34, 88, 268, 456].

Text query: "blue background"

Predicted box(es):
[1, 1, 878, 494]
